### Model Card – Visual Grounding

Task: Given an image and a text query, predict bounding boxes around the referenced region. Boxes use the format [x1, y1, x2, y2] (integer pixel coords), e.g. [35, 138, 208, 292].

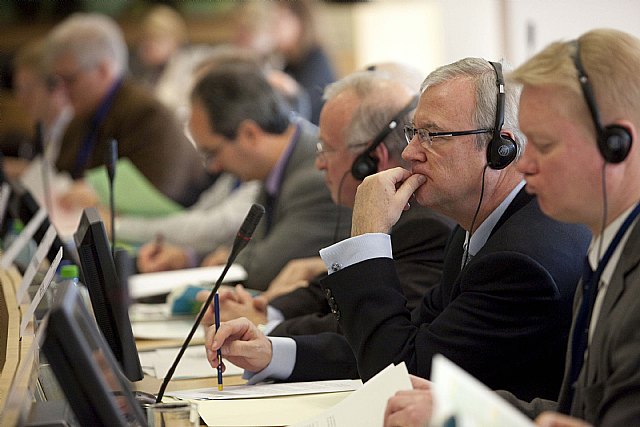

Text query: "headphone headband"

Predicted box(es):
[570, 39, 632, 164]
[486, 60, 517, 169]
[571, 40, 605, 137]
[361, 94, 419, 157]
[350, 94, 419, 180]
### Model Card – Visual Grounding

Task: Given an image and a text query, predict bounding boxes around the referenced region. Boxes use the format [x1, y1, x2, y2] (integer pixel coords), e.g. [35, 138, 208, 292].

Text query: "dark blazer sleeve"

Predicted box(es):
[289, 333, 359, 381]
[270, 275, 329, 319]
[321, 252, 572, 399]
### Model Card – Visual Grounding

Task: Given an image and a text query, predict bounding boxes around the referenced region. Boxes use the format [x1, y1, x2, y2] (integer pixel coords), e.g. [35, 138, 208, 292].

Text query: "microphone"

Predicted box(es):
[106, 139, 118, 259]
[155, 203, 265, 402]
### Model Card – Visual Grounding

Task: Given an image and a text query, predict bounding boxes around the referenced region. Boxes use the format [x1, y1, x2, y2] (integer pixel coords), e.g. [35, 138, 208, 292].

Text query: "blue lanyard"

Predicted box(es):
[72, 78, 123, 178]
[591, 202, 640, 285]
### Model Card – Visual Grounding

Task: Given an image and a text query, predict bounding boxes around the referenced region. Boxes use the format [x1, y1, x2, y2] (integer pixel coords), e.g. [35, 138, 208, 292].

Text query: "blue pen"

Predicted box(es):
[214, 292, 223, 391]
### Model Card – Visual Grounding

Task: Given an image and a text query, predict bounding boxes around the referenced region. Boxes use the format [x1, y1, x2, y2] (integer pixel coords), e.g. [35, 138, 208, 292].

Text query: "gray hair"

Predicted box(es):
[45, 13, 128, 76]
[421, 57, 525, 157]
[323, 70, 417, 164]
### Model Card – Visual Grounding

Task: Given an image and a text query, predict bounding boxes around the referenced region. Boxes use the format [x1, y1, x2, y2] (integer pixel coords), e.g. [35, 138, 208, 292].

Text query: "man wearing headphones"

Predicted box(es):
[210, 69, 454, 335]
[384, 29, 640, 427]
[207, 58, 590, 401]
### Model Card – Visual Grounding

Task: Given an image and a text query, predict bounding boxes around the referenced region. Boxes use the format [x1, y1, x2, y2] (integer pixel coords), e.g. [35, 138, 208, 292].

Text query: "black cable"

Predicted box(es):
[597, 162, 608, 262]
[463, 165, 489, 267]
[332, 170, 350, 243]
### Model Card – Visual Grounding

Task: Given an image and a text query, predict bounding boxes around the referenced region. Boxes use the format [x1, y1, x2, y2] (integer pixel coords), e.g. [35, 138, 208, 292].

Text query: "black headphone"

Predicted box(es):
[486, 61, 517, 170]
[351, 95, 419, 180]
[571, 40, 632, 164]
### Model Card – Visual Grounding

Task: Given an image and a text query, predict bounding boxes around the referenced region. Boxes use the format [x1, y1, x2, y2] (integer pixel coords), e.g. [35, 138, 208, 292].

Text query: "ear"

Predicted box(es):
[371, 143, 391, 171]
[500, 129, 516, 143]
[236, 119, 262, 147]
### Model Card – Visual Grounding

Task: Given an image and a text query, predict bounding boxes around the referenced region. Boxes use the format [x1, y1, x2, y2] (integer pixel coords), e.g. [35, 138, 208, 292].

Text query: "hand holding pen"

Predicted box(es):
[214, 292, 223, 391]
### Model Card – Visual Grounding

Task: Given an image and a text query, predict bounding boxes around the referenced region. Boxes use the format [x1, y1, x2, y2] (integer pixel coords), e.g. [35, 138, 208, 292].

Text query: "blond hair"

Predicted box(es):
[510, 28, 640, 125]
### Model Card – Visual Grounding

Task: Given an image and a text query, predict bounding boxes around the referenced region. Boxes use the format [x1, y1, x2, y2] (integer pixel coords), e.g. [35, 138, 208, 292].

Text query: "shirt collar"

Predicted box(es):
[264, 122, 299, 197]
[466, 180, 526, 256]
[588, 203, 639, 286]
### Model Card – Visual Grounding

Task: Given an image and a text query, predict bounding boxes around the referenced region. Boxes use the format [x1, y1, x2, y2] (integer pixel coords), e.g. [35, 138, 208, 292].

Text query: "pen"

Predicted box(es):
[150, 233, 164, 258]
[214, 292, 223, 391]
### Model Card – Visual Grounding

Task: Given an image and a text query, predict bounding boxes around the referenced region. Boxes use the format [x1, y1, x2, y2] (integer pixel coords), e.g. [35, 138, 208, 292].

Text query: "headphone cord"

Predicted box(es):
[597, 162, 608, 262]
[463, 164, 489, 267]
[332, 170, 350, 243]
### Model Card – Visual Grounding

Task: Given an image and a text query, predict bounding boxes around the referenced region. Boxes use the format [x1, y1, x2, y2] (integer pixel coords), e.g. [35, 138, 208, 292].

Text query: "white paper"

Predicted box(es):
[194, 392, 351, 427]
[128, 264, 247, 299]
[170, 379, 362, 401]
[289, 363, 412, 427]
[20, 158, 83, 241]
[16, 224, 57, 304]
[431, 354, 536, 427]
[132, 319, 205, 340]
[1, 208, 47, 269]
[138, 346, 243, 379]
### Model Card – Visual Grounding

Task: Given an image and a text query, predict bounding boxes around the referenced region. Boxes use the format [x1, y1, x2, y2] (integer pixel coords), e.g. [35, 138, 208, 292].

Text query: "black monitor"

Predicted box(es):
[42, 281, 147, 426]
[73, 207, 143, 382]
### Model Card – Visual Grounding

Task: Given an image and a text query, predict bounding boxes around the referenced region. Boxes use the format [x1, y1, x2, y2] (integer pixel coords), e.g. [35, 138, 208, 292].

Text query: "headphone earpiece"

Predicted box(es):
[487, 61, 517, 170]
[598, 125, 632, 164]
[572, 40, 633, 164]
[487, 132, 517, 170]
[350, 95, 419, 180]
[351, 153, 379, 181]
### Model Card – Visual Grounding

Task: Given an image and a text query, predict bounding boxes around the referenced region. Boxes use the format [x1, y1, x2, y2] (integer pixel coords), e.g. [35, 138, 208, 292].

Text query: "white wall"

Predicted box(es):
[504, 0, 640, 66]
[318, 0, 640, 76]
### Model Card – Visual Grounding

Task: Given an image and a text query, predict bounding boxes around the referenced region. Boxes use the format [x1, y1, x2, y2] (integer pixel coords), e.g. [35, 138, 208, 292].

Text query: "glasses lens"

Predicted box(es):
[404, 125, 415, 144]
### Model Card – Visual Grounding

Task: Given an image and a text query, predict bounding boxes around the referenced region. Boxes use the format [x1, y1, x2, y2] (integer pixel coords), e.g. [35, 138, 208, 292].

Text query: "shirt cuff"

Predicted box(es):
[243, 336, 296, 384]
[319, 233, 392, 274]
[260, 306, 285, 335]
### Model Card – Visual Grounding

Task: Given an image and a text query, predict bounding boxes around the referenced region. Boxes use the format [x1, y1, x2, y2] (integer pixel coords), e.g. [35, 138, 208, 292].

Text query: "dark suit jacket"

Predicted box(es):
[235, 119, 351, 291]
[291, 190, 590, 402]
[269, 205, 454, 337]
[57, 79, 208, 206]
[502, 219, 640, 425]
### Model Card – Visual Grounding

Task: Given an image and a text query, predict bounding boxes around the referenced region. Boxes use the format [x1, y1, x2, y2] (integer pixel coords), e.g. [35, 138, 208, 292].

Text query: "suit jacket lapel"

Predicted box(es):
[597, 220, 640, 322]
[489, 188, 534, 239]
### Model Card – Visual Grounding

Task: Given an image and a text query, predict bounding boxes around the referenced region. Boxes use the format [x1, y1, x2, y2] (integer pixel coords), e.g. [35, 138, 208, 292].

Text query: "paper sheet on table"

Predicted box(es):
[431, 354, 536, 427]
[289, 363, 412, 427]
[132, 319, 205, 340]
[20, 157, 83, 240]
[138, 346, 243, 379]
[128, 264, 247, 299]
[85, 158, 183, 217]
[171, 378, 361, 401]
[192, 392, 352, 427]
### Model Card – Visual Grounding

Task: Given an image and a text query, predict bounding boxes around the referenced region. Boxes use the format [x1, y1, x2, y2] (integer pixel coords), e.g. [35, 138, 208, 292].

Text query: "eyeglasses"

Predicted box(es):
[316, 141, 370, 158]
[184, 122, 217, 166]
[404, 125, 493, 147]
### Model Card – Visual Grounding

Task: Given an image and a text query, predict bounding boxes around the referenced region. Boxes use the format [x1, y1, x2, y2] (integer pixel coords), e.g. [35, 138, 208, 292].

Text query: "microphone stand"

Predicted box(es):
[155, 203, 265, 402]
[106, 139, 118, 260]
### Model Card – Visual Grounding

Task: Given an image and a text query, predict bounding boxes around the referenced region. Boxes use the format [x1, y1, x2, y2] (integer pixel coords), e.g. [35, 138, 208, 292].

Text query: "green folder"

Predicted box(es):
[85, 158, 183, 217]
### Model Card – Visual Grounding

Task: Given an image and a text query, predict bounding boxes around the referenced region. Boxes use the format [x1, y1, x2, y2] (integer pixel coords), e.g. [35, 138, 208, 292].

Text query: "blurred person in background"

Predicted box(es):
[45, 12, 209, 207]
[231, 0, 336, 125]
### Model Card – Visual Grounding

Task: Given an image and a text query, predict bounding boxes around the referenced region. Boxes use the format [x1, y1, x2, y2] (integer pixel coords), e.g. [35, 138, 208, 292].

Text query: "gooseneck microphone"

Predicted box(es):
[106, 139, 118, 259]
[155, 203, 265, 402]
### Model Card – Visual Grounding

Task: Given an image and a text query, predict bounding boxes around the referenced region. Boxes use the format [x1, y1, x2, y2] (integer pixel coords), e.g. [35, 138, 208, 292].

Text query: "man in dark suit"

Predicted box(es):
[211, 69, 453, 334]
[44, 13, 208, 207]
[138, 64, 351, 291]
[384, 30, 640, 427]
[206, 58, 590, 401]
